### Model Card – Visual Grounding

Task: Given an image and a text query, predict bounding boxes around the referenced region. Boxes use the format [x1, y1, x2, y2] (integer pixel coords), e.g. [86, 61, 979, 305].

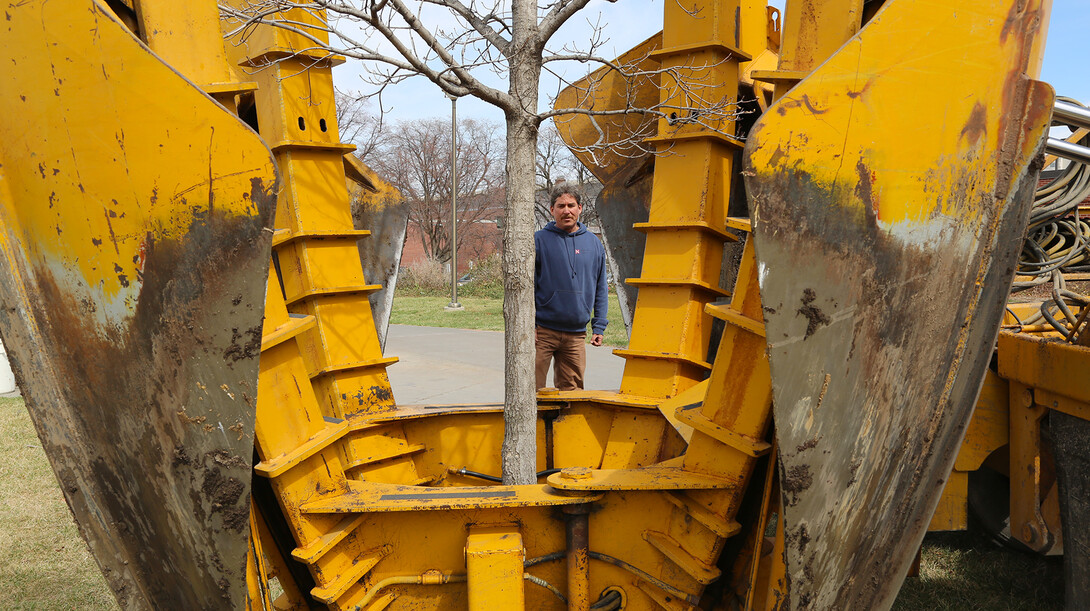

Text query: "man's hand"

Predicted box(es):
[591, 333, 604, 346]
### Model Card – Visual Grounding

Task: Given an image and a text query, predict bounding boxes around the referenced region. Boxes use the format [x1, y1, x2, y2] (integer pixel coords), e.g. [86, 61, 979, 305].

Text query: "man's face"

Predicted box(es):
[551, 193, 582, 233]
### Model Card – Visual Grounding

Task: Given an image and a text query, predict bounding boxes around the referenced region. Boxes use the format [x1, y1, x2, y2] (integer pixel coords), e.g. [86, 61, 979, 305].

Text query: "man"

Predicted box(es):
[534, 187, 608, 390]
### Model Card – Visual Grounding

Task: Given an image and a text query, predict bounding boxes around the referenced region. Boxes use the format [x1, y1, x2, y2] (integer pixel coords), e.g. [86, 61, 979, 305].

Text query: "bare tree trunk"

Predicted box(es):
[501, 1, 541, 485]
[501, 114, 538, 485]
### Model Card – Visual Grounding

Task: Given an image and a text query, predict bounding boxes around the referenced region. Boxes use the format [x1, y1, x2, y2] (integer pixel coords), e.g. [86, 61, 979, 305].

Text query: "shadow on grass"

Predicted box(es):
[893, 528, 1064, 611]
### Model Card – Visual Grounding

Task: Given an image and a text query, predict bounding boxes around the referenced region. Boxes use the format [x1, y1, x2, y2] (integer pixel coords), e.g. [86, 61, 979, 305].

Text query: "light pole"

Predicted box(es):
[444, 93, 464, 311]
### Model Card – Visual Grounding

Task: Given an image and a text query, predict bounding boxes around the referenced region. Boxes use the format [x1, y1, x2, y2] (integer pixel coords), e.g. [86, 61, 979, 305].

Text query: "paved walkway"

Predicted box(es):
[0, 325, 628, 404]
[384, 325, 626, 405]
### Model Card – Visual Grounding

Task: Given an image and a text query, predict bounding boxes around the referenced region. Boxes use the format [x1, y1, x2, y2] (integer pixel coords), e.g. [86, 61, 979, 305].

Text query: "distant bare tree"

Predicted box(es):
[534, 122, 576, 226]
[335, 88, 384, 161]
[371, 118, 504, 264]
[535, 122, 603, 228]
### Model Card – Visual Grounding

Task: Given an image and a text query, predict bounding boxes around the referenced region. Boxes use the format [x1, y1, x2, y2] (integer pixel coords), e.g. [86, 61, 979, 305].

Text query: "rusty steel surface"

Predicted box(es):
[0, 2, 277, 609]
[743, 1, 1053, 609]
[595, 165, 653, 333]
[345, 154, 409, 349]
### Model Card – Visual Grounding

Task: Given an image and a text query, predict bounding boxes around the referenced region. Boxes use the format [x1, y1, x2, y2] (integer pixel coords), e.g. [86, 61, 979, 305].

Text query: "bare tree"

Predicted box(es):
[371, 117, 504, 264]
[222, 0, 742, 484]
[534, 121, 579, 226]
[335, 88, 385, 161]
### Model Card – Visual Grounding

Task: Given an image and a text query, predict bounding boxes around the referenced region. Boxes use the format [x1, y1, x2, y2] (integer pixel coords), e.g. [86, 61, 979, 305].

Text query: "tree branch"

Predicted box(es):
[319, 0, 516, 110]
[421, 0, 510, 55]
[538, 0, 595, 41]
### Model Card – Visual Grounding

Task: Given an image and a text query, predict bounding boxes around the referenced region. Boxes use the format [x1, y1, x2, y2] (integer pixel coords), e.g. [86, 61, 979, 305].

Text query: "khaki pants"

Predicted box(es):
[535, 326, 586, 390]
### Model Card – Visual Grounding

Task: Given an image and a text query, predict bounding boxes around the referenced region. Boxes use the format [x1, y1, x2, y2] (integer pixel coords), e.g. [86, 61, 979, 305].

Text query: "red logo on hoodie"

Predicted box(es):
[575, 249, 581, 254]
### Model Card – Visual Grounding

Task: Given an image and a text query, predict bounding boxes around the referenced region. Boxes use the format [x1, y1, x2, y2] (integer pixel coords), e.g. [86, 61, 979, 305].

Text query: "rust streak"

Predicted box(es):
[816, 373, 831, 410]
[103, 205, 120, 255]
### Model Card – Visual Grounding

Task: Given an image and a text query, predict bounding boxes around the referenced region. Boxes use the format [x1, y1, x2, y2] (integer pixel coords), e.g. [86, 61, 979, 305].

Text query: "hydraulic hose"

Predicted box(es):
[449, 466, 563, 483]
[353, 571, 466, 610]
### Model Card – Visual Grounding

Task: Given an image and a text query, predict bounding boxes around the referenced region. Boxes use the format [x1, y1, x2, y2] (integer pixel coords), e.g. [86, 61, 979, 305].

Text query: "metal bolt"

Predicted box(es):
[561, 466, 593, 481]
[1021, 522, 1039, 544]
[1021, 388, 1034, 408]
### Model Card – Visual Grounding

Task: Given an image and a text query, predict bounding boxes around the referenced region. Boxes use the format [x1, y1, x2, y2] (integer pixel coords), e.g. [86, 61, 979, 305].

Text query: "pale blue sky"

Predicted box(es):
[332, 1, 1089, 127]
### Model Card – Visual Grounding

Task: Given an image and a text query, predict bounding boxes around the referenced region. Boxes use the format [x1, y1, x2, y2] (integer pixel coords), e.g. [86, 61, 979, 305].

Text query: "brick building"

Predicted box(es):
[401, 182, 604, 275]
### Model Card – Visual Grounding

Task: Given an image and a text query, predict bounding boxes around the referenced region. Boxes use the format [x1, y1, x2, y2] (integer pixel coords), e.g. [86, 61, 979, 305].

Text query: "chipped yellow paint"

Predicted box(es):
[0, 1, 271, 320]
[9, 0, 1071, 609]
[746, 0, 1054, 607]
[749, 0, 1051, 233]
[0, 1, 277, 606]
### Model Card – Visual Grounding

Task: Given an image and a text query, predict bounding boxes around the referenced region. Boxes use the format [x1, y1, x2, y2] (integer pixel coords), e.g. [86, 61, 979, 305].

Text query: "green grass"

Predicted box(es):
[0, 395, 1069, 609]
[390, 293, 630, 348]
[0, 397, 116, 609]
[892, 530, 1064, 610]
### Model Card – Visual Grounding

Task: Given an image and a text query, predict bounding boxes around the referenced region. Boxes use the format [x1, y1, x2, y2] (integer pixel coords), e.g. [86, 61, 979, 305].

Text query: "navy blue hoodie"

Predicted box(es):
[535, 221, 608, 335]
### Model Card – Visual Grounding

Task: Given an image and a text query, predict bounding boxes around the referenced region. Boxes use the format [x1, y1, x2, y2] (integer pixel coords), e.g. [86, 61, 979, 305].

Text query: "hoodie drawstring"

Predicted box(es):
[566, 234, 577, 278]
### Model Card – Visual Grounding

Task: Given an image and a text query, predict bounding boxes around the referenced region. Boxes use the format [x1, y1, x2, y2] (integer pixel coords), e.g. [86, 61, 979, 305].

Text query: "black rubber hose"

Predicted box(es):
[588, 551, 699, 606]
[452, 467, 563, 483]
[591, 589, 622, 610]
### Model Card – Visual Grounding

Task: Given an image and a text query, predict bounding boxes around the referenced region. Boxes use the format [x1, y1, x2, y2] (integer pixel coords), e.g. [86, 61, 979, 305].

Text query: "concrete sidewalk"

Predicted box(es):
[0, 325, 626, 404]
[383, 324, 626, 405]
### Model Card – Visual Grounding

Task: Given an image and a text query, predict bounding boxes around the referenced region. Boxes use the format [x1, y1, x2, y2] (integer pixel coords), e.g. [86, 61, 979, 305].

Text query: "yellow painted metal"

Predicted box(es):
[674, 234, 775, 607]
[553, 34, 663, 186]
[19, 0, 1071, 607]
[0, 1, 278, 605]
[738, 1, 780, 107]
[2, 0, 802, 608]
[761, 509, 787, 610]
[222, 13, 400, 424]
[708, 5, 863, 599]
[0, 11, 272, 318]
[303, 480, 600, 512]
[738, 446, 783, 611]
[999, 332, 1090, 405]
[995, 331, 1090, 552]
[655, 379, 707, 442]
[616, 0, 748, 399]
[929, 371, 1011, 531]
[746, 0, 1054, 603]
[751, 3, 1052, 232]
[255, 266, 388, 605]
[229, 3, 342, 69]
[247, 504, 277, 610]
[547, 2, 790, 608]
[1026, 0, 1055, 78]
[1008, 380, 1055, 552]
[554, 0, 782, 179]
[547, 465, 736, 491]
[733, 454, 786, 611]
[465, 527, 527, 610]
[254, 499, 314, 609]
[218, 29, 448, 598]
[133, 0, 255, 109]
[763, 0, 863, 98]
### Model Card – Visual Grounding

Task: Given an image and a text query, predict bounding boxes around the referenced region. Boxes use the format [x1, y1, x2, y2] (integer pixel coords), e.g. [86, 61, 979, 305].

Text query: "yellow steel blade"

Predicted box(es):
[0, 1, 277, 608]
[743, 0, 1053, 608]
[553, 33, 662, 186]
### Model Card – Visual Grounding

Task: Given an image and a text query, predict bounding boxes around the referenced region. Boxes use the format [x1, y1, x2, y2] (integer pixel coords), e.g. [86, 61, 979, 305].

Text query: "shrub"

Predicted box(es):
[397, 253, 505, 299]
[399, 257, 448, 296]
[458, 254, 503, 299]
